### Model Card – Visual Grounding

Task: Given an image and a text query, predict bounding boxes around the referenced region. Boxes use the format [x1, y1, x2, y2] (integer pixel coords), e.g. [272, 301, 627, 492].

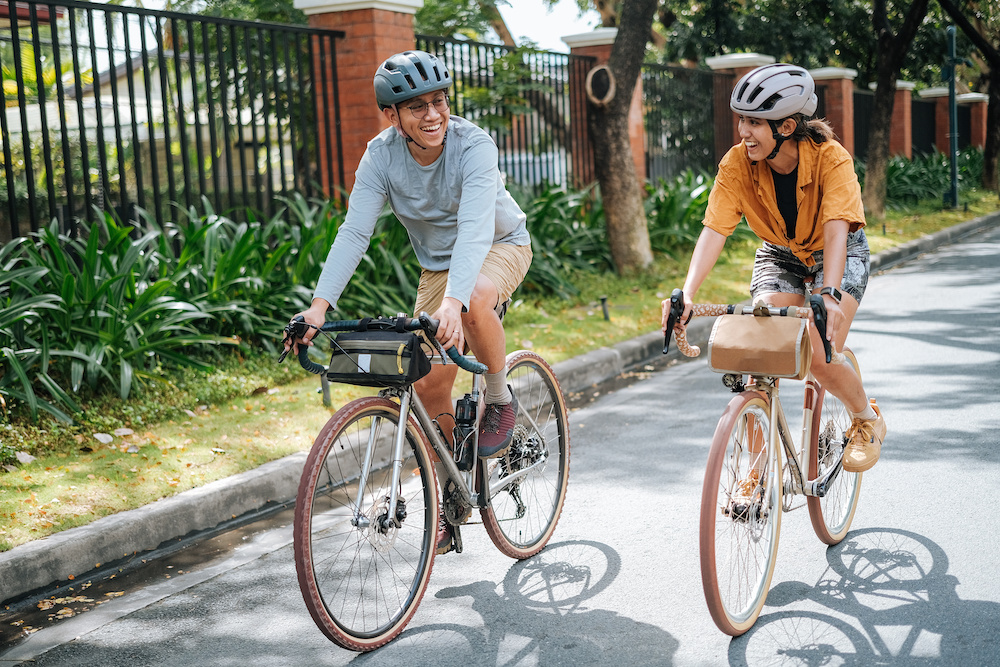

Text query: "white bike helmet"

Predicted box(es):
[374, 50, 452, 110]
[731, 64, 817, 160]
[730, 64, 817, 120]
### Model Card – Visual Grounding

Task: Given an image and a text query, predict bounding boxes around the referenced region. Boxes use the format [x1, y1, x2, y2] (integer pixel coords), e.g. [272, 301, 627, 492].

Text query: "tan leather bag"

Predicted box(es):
[707, 314, 813, 380]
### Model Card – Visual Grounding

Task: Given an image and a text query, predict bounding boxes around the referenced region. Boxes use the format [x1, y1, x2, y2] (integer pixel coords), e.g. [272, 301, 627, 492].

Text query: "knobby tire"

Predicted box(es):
[293, 397, 438, 651]
[480, 351, 570, 559]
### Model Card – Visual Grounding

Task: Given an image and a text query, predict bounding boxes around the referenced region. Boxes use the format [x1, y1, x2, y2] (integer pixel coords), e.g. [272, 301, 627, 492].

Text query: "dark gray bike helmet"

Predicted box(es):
[373, 50, 452, 110]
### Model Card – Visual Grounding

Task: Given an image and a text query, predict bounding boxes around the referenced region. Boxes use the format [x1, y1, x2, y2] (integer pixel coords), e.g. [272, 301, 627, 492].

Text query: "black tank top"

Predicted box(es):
[771, 166, 798, 239]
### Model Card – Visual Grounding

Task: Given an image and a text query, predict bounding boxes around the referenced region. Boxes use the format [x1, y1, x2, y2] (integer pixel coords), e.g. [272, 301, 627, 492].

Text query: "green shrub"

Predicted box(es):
[856, 147, 986, 209]
[0, 214, 232, 421]
[520, 184, 613, 298]
[645, 170, 711, 257]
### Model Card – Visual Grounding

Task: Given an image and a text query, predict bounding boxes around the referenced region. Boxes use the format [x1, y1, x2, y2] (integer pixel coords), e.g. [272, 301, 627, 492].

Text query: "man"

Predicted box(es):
[290, 50, 532, 554]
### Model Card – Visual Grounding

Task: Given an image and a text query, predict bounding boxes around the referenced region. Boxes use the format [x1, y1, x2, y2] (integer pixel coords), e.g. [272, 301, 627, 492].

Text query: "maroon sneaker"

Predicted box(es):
[478, 391, 518, 459]
[436, 516, 454, 555]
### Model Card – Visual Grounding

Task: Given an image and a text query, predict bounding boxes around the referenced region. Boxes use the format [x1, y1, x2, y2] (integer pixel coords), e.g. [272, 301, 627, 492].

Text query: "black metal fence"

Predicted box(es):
[855, 89, 974, 161]
[416, 34, 595, 193]
[642, 64, 729, 183]
[911, 97, 936, 156]
[0, 0, 345, 242]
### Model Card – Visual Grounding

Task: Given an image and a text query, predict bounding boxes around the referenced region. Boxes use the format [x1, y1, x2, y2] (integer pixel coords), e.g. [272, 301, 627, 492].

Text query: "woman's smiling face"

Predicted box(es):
[737, 115, 777, 162]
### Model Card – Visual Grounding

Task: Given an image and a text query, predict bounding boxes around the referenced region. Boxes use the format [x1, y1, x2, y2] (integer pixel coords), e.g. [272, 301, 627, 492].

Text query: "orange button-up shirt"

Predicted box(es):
[703, 138, 866, 266]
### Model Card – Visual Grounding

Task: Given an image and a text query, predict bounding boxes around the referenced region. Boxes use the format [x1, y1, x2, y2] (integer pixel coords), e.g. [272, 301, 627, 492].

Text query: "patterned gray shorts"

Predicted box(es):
[750, 229, 870, 304]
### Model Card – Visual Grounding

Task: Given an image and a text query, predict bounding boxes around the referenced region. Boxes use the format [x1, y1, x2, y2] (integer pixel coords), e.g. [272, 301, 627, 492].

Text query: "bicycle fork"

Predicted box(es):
[350, 391, 413, 533]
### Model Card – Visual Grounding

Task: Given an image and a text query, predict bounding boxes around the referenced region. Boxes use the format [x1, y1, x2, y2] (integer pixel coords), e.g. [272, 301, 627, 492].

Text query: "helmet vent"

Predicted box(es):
[759, 92, 781, 111]
[413, 61, 429, 82]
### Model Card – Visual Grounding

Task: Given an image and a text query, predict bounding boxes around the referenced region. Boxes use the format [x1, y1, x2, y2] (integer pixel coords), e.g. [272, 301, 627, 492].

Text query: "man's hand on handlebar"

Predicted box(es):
[281, 302, 328, 361]
[431, 296, 465, 353]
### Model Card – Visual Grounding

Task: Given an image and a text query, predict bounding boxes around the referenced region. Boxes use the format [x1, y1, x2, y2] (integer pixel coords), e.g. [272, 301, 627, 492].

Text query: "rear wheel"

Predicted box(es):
[481, 351, 570, 559]
[700, 392, 781, 636]
[807, 349, 863, 545]
[293, 397, 438, 651]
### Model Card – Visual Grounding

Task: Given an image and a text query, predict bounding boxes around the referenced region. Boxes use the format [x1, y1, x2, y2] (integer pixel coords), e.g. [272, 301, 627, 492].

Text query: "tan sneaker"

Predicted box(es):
[843, 400, 886, 473]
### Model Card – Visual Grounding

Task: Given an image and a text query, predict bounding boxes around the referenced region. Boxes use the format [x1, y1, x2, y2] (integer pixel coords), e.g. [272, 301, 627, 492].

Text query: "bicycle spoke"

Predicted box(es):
[293, 399, 437, 651]
[701, 394, 781, 635]
[482, 352, 569, 559]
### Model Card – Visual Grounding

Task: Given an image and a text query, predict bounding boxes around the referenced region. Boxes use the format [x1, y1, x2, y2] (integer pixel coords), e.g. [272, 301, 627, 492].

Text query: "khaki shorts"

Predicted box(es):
[413, 243, 532, 317]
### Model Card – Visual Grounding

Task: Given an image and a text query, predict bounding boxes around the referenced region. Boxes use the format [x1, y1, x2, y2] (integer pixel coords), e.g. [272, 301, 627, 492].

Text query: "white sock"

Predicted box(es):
[854, 404, 877, 421]
[484, 371, 511, 404]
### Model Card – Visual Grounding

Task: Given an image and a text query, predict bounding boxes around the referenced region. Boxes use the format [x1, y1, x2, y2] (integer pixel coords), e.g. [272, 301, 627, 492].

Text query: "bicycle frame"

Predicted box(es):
[750, 375, 846, 504]
[346, 361, 551, 531]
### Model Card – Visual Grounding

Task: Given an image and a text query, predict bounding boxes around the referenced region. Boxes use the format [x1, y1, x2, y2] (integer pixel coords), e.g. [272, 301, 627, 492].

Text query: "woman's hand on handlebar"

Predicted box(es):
[818, 294, 845, 348]
[660, 292, 692, 334]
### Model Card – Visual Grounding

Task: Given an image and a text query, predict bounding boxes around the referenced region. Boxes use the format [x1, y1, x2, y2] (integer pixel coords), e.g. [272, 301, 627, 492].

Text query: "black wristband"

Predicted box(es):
[819, 286, 842, 304]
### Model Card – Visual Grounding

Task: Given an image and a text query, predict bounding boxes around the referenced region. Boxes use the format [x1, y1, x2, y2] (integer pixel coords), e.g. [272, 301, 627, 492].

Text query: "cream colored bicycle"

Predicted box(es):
[663, 289, 862, 636]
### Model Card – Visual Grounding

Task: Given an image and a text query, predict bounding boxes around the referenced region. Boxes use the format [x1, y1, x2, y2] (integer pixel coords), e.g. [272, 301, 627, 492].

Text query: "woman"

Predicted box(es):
[662, 63, 886, 474]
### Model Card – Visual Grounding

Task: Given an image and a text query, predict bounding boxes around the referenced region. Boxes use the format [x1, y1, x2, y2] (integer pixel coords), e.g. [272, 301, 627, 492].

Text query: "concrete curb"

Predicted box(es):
[3, 210, 999, 604]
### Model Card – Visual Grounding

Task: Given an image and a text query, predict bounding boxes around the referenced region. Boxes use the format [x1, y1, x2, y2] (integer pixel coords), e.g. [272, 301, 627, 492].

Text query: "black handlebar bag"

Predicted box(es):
[326, 330, 432, 387]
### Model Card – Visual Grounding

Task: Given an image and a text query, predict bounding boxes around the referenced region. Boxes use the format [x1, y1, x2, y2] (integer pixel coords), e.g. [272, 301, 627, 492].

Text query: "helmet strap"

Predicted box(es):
[389, 104, 427, 150]
[766, 119, 786, 160]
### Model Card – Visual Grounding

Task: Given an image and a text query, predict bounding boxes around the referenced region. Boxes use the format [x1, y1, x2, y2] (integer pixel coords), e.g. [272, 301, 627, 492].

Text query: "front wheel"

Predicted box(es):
[293, 397, 438, 652]
[807, 349, 863, 545]
[481, 351, 570, 559]
[700, 392, 782, 636]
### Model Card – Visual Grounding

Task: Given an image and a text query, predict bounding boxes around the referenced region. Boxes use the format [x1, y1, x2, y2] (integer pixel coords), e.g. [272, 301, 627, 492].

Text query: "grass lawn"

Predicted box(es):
[1, 189, 997, 552]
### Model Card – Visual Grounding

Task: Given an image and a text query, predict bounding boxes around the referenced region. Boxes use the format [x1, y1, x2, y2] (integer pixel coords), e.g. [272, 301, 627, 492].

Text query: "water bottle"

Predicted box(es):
[453, 393, 477, 471]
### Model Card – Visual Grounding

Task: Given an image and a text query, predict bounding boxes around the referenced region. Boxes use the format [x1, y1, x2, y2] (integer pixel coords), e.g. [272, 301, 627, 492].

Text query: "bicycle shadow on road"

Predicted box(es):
[351, 540, 679, 666]
[728, 527, 1000, 666]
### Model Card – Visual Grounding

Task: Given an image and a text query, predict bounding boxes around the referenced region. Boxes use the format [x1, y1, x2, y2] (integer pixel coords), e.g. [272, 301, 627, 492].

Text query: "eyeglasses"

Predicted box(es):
[403, 94, 449, 118]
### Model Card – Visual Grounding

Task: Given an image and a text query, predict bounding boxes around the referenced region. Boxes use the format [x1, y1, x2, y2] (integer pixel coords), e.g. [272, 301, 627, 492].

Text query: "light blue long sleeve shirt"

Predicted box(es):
[313, 115, 529, 311]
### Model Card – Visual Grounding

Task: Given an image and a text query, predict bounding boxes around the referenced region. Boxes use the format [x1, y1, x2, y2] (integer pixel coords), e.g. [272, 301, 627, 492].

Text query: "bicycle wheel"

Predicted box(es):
[700, 392, 782, 636]
[807, 348, 863, 545]
[293, 396, 438, 652]
[480, 351, 570, 559]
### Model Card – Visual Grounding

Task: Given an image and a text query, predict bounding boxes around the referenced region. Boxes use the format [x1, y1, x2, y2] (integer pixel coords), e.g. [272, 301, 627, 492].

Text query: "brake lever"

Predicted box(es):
[278, 315, 308, 364]
[663, 288, 685, 354]
[808, 294, 834, 363]
[417, 311, 450, 361]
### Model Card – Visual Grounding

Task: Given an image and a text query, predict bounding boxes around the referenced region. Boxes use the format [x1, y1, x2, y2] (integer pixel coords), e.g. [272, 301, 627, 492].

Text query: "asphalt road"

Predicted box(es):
[4, 224, 1000, 666]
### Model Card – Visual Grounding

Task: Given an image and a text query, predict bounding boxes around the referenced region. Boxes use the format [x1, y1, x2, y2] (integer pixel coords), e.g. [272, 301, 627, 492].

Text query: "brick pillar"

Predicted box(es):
[563, 28, 645, 184]
[918, 87, 951, 153]
[706, 53, 775, 163]
[295, 0, 420, 193]
[959, 93, 989, 148]
[810, 67, 858, 156]
[866, 80, 915, 158]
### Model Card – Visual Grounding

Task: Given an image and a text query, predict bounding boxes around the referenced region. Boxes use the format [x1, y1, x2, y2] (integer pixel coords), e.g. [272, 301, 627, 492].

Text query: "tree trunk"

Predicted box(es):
[861, 0, 929, 218]
[587, 0, 657, 273]
[862, 62, 898, 219]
